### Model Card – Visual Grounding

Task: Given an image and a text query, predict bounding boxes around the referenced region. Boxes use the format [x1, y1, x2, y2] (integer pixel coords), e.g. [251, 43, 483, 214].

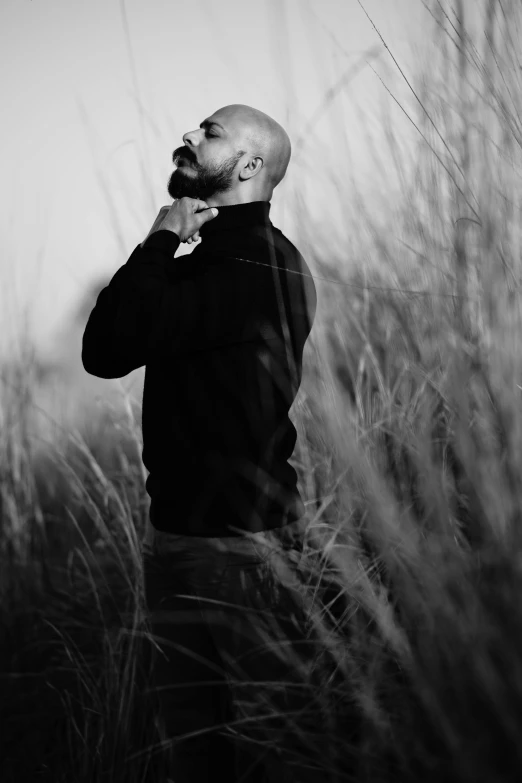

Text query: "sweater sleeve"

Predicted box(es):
[81, 229, 181, 379]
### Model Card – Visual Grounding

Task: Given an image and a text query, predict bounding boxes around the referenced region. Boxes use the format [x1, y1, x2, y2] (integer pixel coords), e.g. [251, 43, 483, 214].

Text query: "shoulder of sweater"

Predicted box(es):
[193, 225, 306, 273]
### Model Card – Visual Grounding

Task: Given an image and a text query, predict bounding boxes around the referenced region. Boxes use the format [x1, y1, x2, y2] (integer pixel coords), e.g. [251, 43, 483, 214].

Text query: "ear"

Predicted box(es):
[239, 156, 263, 181]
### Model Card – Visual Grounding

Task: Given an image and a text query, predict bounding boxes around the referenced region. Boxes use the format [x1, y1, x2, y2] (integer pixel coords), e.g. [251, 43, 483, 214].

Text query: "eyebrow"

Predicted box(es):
[200, 120, 225, 132]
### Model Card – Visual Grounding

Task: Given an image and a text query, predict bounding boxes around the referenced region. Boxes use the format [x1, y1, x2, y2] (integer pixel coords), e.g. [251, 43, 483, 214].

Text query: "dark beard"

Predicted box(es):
[167, 149, 245, 200]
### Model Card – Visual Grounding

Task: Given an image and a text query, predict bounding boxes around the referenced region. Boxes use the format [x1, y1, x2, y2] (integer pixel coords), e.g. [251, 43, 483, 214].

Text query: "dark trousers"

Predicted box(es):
[142, 514, 322, 783]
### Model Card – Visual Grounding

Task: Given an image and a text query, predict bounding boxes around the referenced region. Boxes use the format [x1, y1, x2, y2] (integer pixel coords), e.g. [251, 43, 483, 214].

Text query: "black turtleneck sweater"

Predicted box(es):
[81, 200, 317, 536]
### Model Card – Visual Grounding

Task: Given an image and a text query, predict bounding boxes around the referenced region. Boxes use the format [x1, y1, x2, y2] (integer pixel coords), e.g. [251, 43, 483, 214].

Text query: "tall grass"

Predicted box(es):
[2, 0, 522, 780]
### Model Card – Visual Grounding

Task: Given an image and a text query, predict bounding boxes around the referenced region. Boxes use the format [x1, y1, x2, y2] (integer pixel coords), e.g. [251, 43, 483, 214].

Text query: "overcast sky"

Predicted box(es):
[0, 0, 442, 362]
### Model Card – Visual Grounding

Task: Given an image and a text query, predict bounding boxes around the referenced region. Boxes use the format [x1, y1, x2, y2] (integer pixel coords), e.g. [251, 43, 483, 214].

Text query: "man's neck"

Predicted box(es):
[204, 189, 272, 208]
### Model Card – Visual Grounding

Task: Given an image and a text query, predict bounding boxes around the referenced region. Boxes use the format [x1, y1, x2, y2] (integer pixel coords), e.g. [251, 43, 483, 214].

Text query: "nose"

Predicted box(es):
[182, 128, 202, 148]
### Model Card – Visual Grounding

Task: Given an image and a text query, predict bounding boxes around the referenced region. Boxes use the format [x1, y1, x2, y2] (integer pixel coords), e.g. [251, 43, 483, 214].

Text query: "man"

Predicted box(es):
[82, 104, 318, 782]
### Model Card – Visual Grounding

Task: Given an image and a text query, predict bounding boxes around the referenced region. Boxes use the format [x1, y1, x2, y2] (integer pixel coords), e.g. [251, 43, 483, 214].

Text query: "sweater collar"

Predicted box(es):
[199, 200, 271, 239]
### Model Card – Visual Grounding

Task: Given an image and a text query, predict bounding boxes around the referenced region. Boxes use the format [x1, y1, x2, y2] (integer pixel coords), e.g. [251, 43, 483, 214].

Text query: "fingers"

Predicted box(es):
[182, 198, 218, 220]
[194, 207, 218, 226]
[190, 199, 210, 212]
[190, 199, 218, 219]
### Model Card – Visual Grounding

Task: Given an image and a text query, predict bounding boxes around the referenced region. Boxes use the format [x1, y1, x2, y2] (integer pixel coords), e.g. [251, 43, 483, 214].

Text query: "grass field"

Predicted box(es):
[2, 1, 522, 781]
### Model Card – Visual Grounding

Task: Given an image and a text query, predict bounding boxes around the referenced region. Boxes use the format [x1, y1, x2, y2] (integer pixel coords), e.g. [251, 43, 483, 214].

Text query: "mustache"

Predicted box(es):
[173, 147, 196, 165]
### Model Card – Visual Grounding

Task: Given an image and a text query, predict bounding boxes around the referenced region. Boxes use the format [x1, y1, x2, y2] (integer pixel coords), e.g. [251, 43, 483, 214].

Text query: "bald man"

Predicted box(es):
[82, 104, 318, 782]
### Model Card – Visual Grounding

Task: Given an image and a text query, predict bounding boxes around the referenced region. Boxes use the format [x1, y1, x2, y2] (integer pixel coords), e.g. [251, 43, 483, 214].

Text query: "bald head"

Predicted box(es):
[172, 104, 292, 205]
[212, 104, 292, 194]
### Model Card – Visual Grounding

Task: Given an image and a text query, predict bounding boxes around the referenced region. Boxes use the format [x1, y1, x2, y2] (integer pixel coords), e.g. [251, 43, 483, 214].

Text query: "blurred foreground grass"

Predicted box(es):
[2, 1, 522, 781]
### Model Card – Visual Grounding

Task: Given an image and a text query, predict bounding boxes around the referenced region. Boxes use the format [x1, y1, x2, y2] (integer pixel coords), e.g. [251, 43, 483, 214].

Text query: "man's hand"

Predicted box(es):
[142, 198, 218, 246]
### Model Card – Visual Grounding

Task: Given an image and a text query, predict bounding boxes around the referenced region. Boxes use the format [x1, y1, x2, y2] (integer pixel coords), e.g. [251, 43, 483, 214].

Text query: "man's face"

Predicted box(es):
[168, 114, 245, 200]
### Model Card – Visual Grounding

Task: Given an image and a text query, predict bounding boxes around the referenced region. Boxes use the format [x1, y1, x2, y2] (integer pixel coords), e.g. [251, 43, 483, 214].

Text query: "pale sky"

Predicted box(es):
[0, 0, 431, 363]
